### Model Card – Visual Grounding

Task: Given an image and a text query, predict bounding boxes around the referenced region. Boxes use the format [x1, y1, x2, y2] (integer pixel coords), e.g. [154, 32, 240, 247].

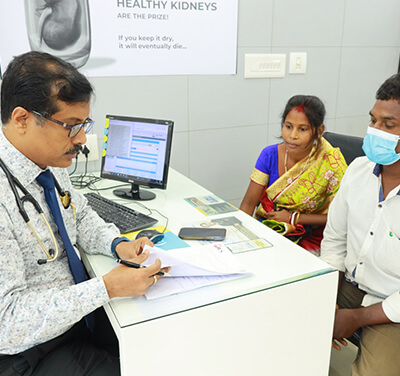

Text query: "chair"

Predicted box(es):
[324, 132, 365, 347]
[323, 131, 365, 165]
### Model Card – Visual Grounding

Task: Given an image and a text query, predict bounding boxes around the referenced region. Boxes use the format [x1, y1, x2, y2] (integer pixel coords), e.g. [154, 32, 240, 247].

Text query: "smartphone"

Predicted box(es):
[178, 227, 227, 241]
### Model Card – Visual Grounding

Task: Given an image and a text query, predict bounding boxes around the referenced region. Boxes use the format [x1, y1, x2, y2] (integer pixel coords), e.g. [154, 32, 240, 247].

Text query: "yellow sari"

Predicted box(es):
[255, 137, 347, 217]
[253, 137, 347, 253]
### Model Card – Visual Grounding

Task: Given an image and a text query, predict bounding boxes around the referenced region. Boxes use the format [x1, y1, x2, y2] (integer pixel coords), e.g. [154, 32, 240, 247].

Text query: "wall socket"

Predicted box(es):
[82, 134, 99, 162]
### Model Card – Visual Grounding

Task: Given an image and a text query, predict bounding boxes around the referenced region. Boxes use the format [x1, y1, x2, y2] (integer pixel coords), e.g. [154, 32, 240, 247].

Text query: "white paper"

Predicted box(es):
[144, 273, 248, 300]
[142, 243, 249, 276]
[142, 243, 252, 299]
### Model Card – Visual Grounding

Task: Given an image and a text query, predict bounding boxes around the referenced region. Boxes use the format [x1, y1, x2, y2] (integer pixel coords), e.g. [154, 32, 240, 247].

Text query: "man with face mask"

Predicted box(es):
[321, 73, 400, 376]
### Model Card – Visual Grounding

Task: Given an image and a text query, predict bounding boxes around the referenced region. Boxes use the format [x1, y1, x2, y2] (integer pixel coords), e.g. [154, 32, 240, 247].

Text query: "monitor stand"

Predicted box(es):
[113, 183, 156, 201]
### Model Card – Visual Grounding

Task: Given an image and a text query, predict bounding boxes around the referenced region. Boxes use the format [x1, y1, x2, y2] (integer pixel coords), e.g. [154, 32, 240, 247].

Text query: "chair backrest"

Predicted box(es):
[323, 131, 365, 165]
[323, 132, 365, 347]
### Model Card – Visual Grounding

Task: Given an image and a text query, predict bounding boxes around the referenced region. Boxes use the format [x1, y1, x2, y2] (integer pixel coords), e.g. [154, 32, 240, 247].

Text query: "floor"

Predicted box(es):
[328, 342, 358, 376]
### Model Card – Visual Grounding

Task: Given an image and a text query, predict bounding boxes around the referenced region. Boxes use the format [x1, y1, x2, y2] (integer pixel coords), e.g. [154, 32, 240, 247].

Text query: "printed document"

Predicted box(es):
[142, 243, 252, 299]
[185, 215, 273, 253]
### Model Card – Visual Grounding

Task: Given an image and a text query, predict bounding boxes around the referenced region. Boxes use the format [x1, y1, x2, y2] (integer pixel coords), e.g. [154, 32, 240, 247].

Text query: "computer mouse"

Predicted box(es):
[136, 229, 164, 244]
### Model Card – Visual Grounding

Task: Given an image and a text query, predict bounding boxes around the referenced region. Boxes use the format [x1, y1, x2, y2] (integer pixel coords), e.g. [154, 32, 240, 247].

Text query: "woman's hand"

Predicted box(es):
[240, 181, 265, 216]
[266, 211, 328, 227]
[265, 209, 291, 223]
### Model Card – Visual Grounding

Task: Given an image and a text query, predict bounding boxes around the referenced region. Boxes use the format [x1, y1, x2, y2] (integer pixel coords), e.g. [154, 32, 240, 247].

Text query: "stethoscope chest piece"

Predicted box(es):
[59, 191, 71, 209]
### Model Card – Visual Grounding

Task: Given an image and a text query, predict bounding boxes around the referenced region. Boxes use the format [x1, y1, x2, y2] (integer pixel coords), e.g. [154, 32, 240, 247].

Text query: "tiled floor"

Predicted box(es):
[329, 342, 358, 376]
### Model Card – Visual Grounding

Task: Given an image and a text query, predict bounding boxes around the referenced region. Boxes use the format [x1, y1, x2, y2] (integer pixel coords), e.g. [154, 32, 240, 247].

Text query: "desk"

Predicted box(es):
[82, 168, 338, 376]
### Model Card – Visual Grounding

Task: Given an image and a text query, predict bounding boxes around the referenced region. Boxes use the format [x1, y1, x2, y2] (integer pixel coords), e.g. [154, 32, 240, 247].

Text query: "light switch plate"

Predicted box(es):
[289, 52, 307, 74]
[244, 54, 286, 78]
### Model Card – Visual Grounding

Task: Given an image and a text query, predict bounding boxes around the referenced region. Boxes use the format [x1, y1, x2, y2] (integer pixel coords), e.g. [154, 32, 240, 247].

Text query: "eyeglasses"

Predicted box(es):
[31, 111, 94, 138]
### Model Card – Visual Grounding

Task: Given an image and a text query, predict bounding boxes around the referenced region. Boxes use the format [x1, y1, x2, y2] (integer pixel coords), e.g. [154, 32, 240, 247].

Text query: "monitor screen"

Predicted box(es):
[100, 114, 174, 201]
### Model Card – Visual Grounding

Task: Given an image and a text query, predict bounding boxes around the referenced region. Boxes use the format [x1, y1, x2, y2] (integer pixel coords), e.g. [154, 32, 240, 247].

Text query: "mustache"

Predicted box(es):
[66, 145, 83, 154]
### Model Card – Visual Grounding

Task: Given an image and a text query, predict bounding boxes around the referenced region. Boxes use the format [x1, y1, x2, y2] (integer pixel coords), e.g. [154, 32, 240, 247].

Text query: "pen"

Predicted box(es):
[116, 259, 171, 277]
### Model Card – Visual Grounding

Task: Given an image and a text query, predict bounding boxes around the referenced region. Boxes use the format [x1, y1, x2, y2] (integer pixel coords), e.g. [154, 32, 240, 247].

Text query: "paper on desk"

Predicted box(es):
[142, 243, 249, 276]
[141, 243, 252, 299]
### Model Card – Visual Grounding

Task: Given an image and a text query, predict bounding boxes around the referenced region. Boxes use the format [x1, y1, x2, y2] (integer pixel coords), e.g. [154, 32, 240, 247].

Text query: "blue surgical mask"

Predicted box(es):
[362, 127, 400, 165]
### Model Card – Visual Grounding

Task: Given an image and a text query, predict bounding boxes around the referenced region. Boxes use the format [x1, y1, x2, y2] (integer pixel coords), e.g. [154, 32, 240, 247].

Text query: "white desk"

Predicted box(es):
[83, 169, 338, 376]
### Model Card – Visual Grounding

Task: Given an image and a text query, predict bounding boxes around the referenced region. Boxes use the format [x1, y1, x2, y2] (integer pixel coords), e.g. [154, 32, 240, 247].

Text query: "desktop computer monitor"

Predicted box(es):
[100, 114, 174, 201]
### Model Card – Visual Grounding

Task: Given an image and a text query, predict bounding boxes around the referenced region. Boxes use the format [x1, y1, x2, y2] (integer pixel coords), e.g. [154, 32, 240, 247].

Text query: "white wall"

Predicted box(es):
[78, 0, 400, 208]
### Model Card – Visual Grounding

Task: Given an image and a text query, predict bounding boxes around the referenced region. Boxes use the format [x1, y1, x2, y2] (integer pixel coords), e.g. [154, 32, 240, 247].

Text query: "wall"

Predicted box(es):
[77, 0, 400, 208]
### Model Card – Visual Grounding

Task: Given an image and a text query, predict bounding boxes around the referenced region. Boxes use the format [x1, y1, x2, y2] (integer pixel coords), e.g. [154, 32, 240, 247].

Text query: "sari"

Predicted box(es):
[251, 137, 347, 255]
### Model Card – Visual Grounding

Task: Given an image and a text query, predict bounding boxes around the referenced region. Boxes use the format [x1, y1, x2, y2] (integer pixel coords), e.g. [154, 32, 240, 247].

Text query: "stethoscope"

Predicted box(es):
[0, 157, 73, 265]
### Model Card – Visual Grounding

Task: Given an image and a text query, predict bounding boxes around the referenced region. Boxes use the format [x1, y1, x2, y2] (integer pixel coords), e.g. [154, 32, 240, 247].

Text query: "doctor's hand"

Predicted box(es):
[115, 237, 153, 260]
[103, 249, 166, 298]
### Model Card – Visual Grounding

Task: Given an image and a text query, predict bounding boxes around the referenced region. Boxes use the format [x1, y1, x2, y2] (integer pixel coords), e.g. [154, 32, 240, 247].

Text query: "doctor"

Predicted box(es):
[321, 73, 400, 376]
[0, 51, 165, 375]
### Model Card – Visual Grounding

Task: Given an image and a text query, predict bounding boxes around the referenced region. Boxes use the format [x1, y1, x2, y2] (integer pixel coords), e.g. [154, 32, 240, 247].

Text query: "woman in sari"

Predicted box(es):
[240, 95, 347, 255]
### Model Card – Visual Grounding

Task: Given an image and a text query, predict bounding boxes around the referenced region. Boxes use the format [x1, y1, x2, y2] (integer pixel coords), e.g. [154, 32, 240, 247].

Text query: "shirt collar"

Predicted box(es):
[0, 128, 45, 186]
[372, 163, 382, 177]
[372, 163, 400, 196]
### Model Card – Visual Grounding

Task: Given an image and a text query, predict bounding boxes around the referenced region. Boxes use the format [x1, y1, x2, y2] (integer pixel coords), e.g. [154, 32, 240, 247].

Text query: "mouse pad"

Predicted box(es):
[125, 226, 189, 251]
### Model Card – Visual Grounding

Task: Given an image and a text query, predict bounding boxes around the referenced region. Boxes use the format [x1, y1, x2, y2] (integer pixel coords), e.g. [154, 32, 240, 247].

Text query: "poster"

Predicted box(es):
[0, 0, 238, 77]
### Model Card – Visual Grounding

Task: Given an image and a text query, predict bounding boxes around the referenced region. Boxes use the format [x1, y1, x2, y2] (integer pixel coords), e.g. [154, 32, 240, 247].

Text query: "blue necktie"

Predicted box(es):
[36, 170, 94, 329]
[36, 170, 87, 283]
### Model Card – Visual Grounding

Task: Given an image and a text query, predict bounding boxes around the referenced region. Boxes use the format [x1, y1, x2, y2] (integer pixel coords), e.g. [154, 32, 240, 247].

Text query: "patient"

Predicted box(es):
[240, 95, 347, 255]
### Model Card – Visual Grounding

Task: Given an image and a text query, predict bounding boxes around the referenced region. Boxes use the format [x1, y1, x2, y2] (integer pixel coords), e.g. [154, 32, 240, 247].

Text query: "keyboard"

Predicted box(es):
[84, 193, 158, 234]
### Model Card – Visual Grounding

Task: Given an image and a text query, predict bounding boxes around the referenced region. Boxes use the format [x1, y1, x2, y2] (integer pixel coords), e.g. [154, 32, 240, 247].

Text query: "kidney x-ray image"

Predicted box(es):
[24, 0, 91, 68]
